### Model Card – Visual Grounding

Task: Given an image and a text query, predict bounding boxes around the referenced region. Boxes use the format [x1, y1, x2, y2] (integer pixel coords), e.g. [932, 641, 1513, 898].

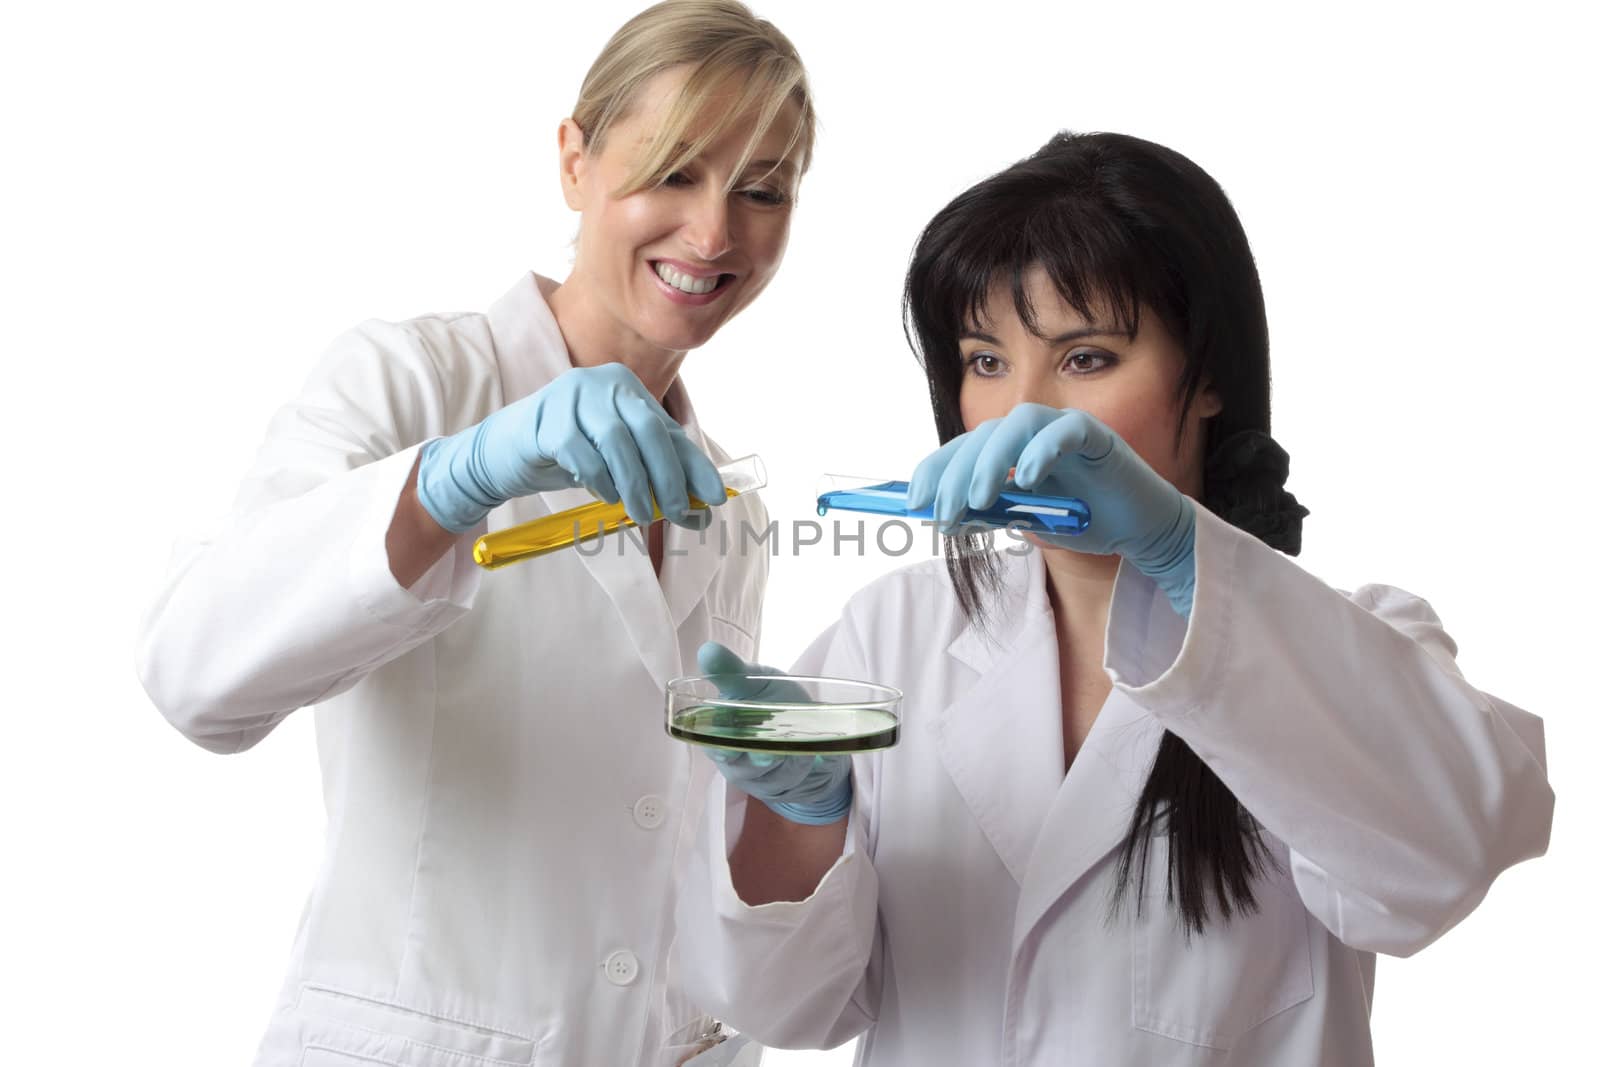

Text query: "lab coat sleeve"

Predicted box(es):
[675, 615, 885, 1050]
[135, 319, 482, 754]
[1103, 505, 1554, 957]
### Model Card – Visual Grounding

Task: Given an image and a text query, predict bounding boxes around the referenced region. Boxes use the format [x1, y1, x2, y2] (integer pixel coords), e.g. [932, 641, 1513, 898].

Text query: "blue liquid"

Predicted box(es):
[816, 480, 1090, 537]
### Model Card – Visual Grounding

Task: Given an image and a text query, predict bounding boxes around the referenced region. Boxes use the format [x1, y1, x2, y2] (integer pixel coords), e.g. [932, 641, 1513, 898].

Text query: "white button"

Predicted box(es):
[632, 794, 666, 830]
[603, 949, 640, 986]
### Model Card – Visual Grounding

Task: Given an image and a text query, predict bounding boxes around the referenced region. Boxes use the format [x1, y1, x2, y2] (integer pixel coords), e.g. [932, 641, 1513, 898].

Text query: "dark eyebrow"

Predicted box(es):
[960, 326, 1132, 345]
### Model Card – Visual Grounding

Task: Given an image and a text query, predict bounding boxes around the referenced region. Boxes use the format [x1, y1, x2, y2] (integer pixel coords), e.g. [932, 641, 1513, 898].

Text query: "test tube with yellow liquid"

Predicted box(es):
[471, 454, 766, 570]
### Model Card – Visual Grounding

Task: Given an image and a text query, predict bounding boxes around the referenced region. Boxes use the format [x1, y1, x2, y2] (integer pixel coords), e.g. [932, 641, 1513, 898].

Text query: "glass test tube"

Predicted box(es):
[471, 454, 766, 570]
[815, 473, 1090, 537]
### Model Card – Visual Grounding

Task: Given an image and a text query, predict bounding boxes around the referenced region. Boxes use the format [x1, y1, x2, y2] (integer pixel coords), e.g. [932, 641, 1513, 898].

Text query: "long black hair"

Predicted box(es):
[902, 131, 1308, 935]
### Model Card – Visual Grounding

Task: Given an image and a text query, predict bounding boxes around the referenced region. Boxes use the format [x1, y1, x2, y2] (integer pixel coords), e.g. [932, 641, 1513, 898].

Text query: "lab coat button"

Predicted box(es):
[604, 949, 640, 986]
[632, 794, 666, 830]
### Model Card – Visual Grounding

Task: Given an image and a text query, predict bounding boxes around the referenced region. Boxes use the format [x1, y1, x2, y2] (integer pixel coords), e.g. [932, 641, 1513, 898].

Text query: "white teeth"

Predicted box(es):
[654, 262, 722, 295]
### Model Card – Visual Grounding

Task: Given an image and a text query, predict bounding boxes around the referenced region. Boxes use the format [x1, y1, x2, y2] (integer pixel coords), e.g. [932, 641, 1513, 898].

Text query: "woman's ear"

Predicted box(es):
[1196, 381, 1223, 419]
[558, 118, 588, 212]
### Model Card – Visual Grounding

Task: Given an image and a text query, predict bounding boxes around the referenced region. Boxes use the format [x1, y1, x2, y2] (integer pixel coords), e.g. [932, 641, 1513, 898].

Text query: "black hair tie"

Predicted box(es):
[1202, 430, 1311, 556]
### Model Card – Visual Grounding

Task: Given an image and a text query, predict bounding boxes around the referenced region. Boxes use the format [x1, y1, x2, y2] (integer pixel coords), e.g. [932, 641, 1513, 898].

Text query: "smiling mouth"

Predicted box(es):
[652, 261, 735, 296]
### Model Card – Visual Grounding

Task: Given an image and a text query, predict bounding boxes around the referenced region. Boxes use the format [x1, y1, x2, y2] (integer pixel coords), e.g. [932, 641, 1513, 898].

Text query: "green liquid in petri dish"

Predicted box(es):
[668, 703, 899, 754]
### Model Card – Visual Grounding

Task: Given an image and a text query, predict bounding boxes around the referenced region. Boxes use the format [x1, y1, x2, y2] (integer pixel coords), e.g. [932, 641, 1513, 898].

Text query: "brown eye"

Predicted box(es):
[1065, 348, 1114, 373]
[965, 352, 1004, 377]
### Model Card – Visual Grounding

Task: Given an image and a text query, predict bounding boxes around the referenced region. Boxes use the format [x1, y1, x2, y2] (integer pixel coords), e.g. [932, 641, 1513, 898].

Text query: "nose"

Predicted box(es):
[1009, 365, 1063, 412]
[681, 188, 733, 261]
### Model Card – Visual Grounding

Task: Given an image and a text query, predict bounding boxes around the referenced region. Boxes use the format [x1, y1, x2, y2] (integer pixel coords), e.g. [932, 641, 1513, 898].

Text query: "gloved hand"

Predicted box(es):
[416, 363, 726, 533]
[695, 642, 853, 826]
[908, 404, 1198, 617]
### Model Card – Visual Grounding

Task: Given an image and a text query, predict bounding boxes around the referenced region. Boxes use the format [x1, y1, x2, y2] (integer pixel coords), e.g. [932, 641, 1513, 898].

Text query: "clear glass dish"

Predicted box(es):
[664, 674, 903, 754]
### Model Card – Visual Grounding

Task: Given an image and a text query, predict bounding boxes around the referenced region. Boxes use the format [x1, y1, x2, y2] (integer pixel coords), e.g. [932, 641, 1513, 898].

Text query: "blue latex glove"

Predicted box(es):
[416, 363, 726, 533]
[908, 404, 1197, 617]
[695, 642, 853, 827]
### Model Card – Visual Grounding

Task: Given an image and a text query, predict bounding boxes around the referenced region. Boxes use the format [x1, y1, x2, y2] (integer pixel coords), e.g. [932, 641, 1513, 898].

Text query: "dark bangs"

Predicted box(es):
[907, 168, 1157, 371]
[903, 131, 1271, 460]
[901, 130, 1278, 622]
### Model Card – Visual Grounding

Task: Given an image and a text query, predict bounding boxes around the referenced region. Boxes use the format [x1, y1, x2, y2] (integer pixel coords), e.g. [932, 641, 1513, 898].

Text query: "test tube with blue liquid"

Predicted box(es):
[816, 473, 1091, 537]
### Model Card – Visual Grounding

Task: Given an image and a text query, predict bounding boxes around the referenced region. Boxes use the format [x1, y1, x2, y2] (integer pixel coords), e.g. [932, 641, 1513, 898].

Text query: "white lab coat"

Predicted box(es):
[136, 274, 769, 1067]
[676, 507, 1553, 1066]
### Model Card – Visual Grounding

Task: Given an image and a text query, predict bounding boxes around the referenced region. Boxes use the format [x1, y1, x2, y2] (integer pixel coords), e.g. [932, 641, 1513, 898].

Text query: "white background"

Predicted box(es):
[3, 1, 1595, 1063]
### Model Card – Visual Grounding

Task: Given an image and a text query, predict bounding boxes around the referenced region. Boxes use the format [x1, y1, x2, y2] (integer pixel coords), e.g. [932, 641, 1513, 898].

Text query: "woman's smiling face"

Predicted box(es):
[560, 64, 801, 356]
[957, 265, 1219, 498]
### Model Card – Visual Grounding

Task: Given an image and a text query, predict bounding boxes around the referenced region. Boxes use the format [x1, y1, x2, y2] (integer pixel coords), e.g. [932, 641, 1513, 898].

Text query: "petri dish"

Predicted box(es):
[664, 674, 903, 754]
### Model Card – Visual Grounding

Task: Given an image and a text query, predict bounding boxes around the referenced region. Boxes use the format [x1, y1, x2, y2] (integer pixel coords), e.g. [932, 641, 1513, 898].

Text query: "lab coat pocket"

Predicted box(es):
[659, 1015, 725, 1066]
[303, 1049, 403, 1067]
[1131, 857, 1314, 1050]
[295, 983, 540, 1066]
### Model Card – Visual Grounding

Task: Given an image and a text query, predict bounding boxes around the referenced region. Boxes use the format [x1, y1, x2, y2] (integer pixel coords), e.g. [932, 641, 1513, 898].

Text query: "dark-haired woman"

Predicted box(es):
[674, 132, 1553, 1064]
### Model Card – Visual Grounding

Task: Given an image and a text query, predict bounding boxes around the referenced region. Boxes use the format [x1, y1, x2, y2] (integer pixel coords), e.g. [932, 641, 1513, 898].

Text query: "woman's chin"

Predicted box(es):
[631, 314, 723, 355]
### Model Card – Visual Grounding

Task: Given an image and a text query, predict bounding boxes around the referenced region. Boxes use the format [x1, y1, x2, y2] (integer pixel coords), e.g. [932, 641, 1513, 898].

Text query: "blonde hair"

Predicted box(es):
[572, 0, 815, 198]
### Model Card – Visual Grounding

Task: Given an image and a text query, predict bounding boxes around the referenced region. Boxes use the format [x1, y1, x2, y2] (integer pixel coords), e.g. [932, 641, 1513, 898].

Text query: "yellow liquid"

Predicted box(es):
[473, 489, 740, 570]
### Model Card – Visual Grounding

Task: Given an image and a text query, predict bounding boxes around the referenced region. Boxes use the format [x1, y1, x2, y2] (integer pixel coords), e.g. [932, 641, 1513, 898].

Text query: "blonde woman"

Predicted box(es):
[135, 3, 813, 1064]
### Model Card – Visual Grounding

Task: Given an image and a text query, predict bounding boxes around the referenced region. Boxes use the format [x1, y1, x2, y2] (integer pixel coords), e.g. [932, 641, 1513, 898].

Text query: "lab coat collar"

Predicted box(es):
[935, 546, 1171, 936]
[1010, 562, 1176, 955]
[653, 376, 733, 631]
[1009, 684, 1165, 953]
[934, 548, 1063, 886]
[944, 546, 1049, 675]
[483, 273, 731, 689]
[488, 272, 572, 406]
